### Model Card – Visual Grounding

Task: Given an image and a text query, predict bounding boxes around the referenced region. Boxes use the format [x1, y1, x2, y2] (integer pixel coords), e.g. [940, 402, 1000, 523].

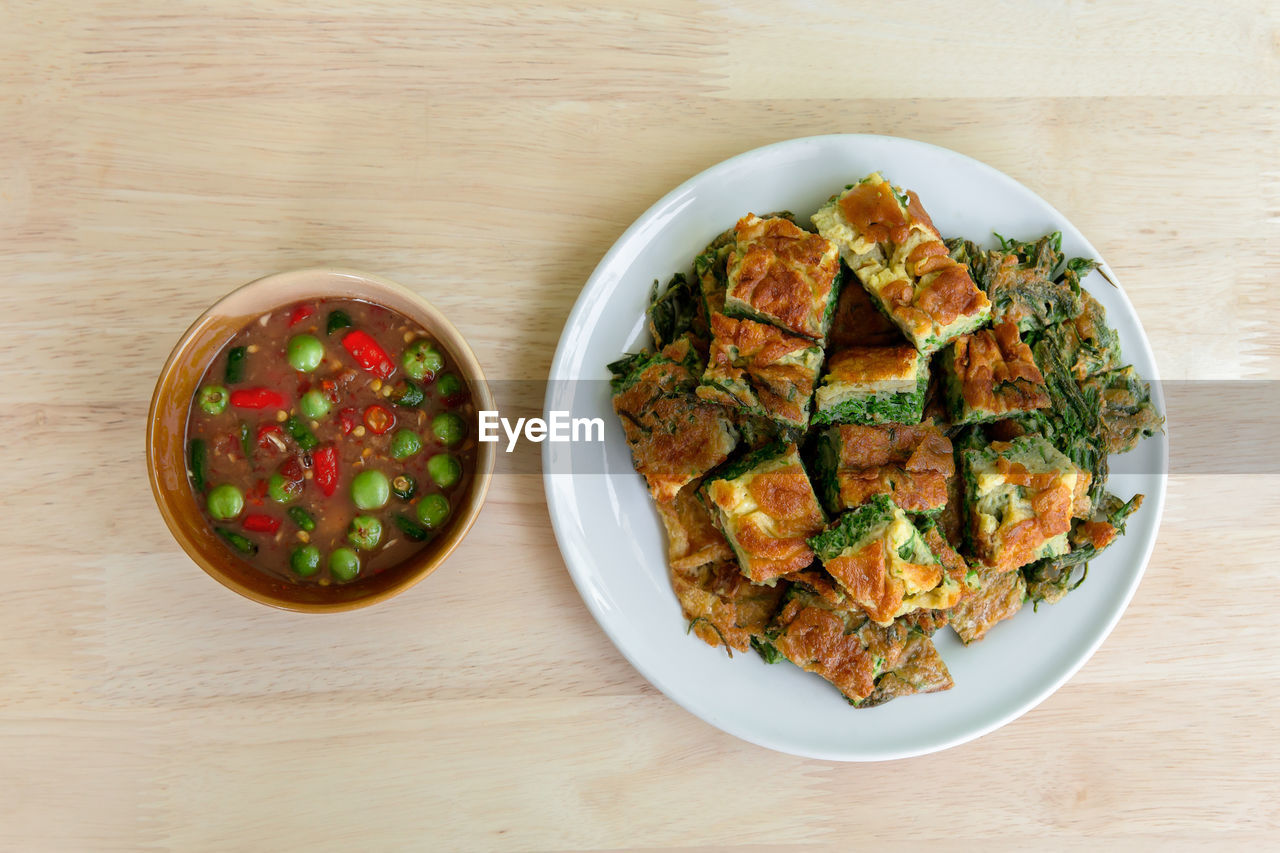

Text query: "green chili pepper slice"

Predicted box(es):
[284, 416, 318, 452]
[394, 514, 430, 542]
[287, 506, 316, 532]
[187, 439, 207, 492]
[390, 380, 425, 408]
[215, 527, 257, 555]
[391, 474, 417, 500]
[326, 310, 352, 335]
[225, 346, 247, 383]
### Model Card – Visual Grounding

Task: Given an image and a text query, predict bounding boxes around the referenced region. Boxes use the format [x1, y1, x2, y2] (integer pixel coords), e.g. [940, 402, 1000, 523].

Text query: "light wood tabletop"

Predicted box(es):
[3, 1, 1277, 850]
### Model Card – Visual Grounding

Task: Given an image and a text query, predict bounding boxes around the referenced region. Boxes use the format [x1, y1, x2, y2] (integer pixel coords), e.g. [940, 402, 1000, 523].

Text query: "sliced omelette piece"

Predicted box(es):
[670, 559, 789, 653]
[698, 312, 824, 430]
[939, 321, 1051, 425]
[811, 344, 930, 427]
[609, 349, 737, 503]
[655, 479, 733, 570]
[949, 566, 1026, 644]
[1081, 365, 1164, 454]
[701, 441, 827, 585]
[769, 589, 953, 706]
[723, 213, 842, 342]
[812, 172, 990, 353]
[810, 422, 954, 516]
[961, 435, 1092, 572]
[957, 232, 1085, 333]
[807, 494, 961, 625]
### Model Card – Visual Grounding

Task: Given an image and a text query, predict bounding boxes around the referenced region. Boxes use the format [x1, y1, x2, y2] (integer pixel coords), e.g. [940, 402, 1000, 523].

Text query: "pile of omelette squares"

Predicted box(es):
[608, 172, 1162, 708]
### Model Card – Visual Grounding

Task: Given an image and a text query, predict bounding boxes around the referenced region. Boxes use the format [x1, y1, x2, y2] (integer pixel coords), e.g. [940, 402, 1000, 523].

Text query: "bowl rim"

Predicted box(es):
[146, 267, 496, 612]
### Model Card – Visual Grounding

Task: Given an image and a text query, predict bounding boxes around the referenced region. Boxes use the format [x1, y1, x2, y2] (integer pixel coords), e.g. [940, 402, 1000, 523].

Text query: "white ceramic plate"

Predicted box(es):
[542, 134, 1166, 761]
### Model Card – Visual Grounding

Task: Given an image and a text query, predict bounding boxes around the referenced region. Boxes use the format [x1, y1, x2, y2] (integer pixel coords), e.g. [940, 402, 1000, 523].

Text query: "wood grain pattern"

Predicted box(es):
[1, 1, 1277, 849]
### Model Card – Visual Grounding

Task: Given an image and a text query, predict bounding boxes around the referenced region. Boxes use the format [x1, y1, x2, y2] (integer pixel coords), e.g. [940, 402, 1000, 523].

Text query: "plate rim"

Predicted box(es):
[542, 133, 1168, 761]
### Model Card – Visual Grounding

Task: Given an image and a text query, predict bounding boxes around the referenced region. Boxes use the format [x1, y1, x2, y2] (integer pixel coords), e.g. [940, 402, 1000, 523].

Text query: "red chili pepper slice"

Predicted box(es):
[314, 445, 339, 497]
[256, 423, 286, 453]
[363, 404, 395, 435]
[242, 513, 281, 534]
[342, 330, 395, 379]
[288, 305, 315, 326]
[338, 407, 359, 435]
[230, 388, 285, 410]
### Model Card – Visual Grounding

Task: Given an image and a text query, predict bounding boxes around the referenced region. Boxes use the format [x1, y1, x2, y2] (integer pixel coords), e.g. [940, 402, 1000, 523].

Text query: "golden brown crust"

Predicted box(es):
[950, 322, 1050, 415]
[773, 598, 879, 700]
[823, 541, 943, 626]
[1074, 519, 1117, 551]
[914, 259, 988, 328]
[903, 190, 940, 237]
[823, 345, 918, 385]
[936, 467, 965, 545]
[964, 438, 1099, 574]
[949, 566, 1026, 644]
[749, 469, 817, 521]
[839, 180, 912, 246]
[827, 278, 902, 349]
[612, 359, 737, 503]
[655, 482, 732, 570]
[837, 472, 948, 515]
[670, 560, 787, 652]
[708, 463, 826, 584]
[830, 423, 954, 514]
[858, 631, 953, 706]
[773, 596, 952, 704]
[727, 214, 839, 339]
[897, 192, 988, 330]
[984, 251, 1049, 329]
[978, 454, 1074, 572]
[921, 524, 968, 584]
[823, 541, 895, 624]
[726, 521, 815, 581]
[826, 177, 989, 348]
[700, 312, 819, 425]
[1072, 468, 1093, 517]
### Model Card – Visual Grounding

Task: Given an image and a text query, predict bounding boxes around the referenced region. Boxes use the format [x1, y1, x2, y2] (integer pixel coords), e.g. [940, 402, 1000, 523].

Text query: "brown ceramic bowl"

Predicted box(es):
[147, 268, 496, 612]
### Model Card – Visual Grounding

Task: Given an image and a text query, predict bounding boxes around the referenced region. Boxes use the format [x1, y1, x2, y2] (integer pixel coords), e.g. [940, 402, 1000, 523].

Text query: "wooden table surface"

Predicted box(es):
[3, 2, 1277, 850]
